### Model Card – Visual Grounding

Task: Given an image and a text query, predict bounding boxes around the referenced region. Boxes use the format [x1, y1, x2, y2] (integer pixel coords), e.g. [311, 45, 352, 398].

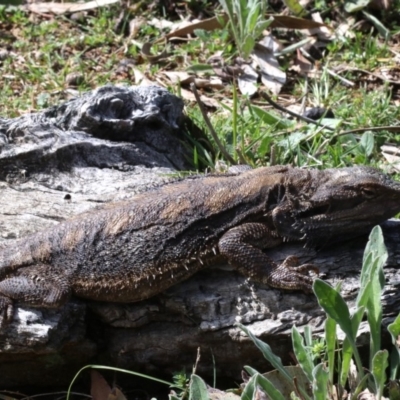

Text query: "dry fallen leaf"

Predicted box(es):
[238, 64, 258, 96]
[252, 36, 286, 95]
[24, 0, 119, 15]
[381, 144, 400, 172]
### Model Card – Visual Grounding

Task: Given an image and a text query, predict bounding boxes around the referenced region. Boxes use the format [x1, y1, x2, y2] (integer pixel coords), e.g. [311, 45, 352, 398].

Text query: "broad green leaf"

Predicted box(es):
[313, 280, 352, 334]
[245, 3, 260, 32]
[325, 317, 336, 384]
[291, 326, 313, 381]
[359, 131, 374, 157]
[390, 347, 399, 381]
[254, 19, 274, 36]
[339, 307, 364, 387]
[388, 315, 400, 379]
[256, 374, 286, 400]
[358, 227, 387, 359]
[278, 132, 307, 151]
[372, 350, 388, 399]
[388, 314, 400, 342]
[314, 280, 365, 380]
[241, 35, 255, 59]
[249, 104, 291, 128]
[241, 373, 257, 400]
[344, 0, 370, 13]
[169, 395, 180, 400]
[312, 364, 329, 400]
[238, 324, 292, 382]
[189, 375, 210, 400]
[243, 365, 259, 377]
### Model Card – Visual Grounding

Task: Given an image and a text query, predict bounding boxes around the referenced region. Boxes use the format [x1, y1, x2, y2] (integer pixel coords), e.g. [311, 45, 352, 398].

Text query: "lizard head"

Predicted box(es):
[273, 166, 400, 244]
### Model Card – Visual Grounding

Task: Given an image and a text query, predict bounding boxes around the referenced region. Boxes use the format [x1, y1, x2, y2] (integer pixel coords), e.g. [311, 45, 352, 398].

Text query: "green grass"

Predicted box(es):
[1, 0, 400, 170]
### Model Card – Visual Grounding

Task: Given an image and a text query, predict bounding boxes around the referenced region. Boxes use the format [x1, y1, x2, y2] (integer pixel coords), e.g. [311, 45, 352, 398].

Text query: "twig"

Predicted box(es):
[260, 91, 335, 131]
[334, 125, 400, 137]
[336, 66, 400, 85]
[190, 83, 236, 165]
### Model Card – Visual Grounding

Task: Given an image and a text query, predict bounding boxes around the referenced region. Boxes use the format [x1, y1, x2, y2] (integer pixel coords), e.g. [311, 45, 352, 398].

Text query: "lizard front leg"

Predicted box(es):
[218, 223, 317, 293]
[0, 265, 71, 327]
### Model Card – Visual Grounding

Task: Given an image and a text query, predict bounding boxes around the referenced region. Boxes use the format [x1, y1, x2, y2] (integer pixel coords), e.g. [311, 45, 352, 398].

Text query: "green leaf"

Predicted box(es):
[344, 0, 370, 13]
[314, 279, 365, 380]
[253, 18, 274, 37]
[388, 314, 400, 341]
[324, 317, 336, 384]
[256, 374, 286, 400]
[249, 104, 292, 128]
[243, 365, 259, 377]
[238, 324, 292, 382]
[372, 350, 388, 399]
[339, 307, 364, 387]
[358, 226, 387, 359]
[291, 326, 313, 382]
[187, 64, 214, 73]
[312, 364, 329, 400]
[245, 3, 260, 32]
[241, 35, 255, 59]
[389, 380, 400, 400]
[241, 373, 257, 400]
[189, 375, 210, 400]
[362, 11, 390, 40]
[313, 280, 352, 335]
[282, 0, 306, 16]
[359, 131, 374, 157]
[388, 314, 400, 379]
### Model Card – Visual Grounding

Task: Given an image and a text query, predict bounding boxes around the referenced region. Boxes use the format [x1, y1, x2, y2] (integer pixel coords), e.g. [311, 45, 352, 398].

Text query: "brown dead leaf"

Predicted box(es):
[162, 71, 193, 85]
[91, 370, 112, 400]
[24, 0, 119, 15]
[290, 49, 315, 75]
[179, 88, 220, 108]
[133, 68, 155, 86]
[238, 64, 258, 96]
[252, 36, 286, 94]
[156, 14, 328, 43]
[382, 144, 400, 172]
[271, 15, 329, 30]
[129, 17, 146, 40]
[156, 15, 227, 43]
[90, 370, 128, 400]
[109, 388, 127, 400]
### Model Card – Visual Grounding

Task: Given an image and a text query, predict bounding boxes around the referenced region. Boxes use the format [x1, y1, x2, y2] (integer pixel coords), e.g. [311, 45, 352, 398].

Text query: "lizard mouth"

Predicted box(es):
[295, 197, 365, 219]
[293, 196, 397, 243]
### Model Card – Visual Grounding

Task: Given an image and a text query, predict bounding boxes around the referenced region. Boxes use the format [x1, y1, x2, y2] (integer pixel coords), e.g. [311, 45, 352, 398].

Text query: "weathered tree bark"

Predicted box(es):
[0, 85, 399, 389]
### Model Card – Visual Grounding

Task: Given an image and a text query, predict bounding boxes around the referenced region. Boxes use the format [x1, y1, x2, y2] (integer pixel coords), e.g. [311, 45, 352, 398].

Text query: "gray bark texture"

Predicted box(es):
[0, 85, 399, 389]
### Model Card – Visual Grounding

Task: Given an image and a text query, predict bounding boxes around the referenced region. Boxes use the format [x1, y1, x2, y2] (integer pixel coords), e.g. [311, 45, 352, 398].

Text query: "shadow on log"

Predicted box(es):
[0, 85, 399, 389]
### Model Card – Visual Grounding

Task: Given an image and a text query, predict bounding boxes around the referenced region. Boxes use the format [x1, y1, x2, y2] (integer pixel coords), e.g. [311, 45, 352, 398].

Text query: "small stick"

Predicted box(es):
[190, 83, 236, 165]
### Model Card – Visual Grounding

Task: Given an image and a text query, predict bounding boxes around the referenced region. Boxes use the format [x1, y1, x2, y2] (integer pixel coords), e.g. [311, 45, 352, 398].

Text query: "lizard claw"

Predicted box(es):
[0, 296, 14, 329]
[268, 256, 318, 294]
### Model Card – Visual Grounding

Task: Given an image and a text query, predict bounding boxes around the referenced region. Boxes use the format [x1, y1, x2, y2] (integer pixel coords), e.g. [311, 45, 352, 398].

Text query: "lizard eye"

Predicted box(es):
[361, 187, 376, 198]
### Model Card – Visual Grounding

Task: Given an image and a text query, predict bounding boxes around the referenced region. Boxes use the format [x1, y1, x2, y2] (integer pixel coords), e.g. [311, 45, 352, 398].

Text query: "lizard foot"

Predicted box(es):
[268, 256, 318, 293]
[0, 295, 14, 328]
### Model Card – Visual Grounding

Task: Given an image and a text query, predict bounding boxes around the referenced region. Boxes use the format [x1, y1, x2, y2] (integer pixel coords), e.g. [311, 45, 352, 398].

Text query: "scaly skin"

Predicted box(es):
[1, 165, 400, 326]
